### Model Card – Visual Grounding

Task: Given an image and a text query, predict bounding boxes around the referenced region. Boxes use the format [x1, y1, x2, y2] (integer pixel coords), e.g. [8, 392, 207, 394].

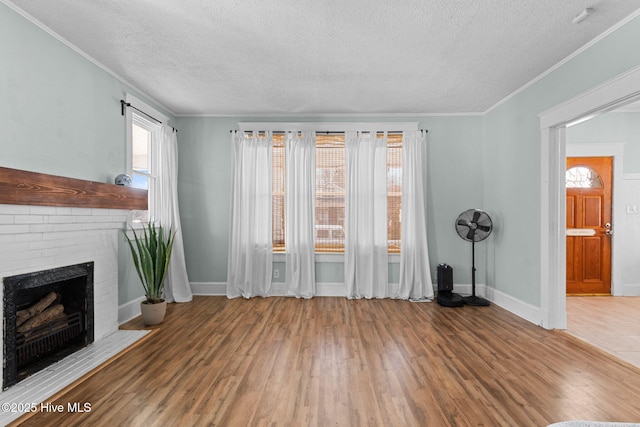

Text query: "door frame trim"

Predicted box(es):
[539, 64, 640, 329]
[566, 145, 624, 296]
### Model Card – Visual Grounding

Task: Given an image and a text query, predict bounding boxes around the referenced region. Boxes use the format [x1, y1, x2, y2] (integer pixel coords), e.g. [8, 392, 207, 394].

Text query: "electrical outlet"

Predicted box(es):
[273, 269, 280, 279]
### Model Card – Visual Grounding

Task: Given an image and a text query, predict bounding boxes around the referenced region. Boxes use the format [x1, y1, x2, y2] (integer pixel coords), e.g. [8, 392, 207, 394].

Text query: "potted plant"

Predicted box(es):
[123, 222, 175, 325]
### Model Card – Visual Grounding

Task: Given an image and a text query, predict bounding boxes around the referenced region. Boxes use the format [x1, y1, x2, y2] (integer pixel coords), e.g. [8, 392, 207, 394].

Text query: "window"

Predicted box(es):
[130, 114, 159, 222]
[386, 133, 403, 252]
[566, 166, 603, 188]
[315, 133, 346, 252]
[272, 134, 286, 248]
[125, 95, 164, 223]
[271, 131, 404, 253]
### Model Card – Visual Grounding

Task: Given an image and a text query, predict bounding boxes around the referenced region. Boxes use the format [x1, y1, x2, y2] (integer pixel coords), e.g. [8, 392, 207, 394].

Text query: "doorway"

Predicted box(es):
[565, 156, 612, 295]
[539, 65, 640, 330]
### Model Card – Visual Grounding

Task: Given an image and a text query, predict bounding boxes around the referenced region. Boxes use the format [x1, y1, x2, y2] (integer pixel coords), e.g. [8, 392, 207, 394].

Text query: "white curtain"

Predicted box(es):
[154, 125, 193, 303]
[397, 130, 433, 300]
[227, 131, 273, 298]
[345, 130, 389, 299]
[285, 131, 316, 298]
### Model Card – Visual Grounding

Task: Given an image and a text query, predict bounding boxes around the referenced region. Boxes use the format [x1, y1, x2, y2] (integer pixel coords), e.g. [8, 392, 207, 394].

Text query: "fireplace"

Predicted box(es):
[3, 262, 94, 389]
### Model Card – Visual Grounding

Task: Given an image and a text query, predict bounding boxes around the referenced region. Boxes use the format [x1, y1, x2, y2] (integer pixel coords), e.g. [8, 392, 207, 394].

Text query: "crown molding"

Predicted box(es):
[1, 0, 177, 119]
[3, 0, 639, 119]
[484, 8, 640, 115]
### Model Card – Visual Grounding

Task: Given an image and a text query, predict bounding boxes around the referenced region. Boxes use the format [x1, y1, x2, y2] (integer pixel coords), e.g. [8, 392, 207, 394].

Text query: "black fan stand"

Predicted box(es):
[463, 239, 490, 306]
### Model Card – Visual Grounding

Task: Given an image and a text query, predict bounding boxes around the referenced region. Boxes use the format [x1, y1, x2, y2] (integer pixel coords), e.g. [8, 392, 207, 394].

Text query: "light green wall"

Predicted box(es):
[176, 115, 485, 286]
[4, 4, 137, 181]
[5, 0, 640, 309]
[483, 15, 640, 305]
[0, 3, 175, 305]
[176, 16, 640, 300]
[567, 112, 640, 172]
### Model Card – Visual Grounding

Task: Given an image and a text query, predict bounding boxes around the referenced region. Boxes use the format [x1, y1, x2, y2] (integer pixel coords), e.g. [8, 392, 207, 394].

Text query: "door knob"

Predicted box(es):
[605, 229, 613, 235]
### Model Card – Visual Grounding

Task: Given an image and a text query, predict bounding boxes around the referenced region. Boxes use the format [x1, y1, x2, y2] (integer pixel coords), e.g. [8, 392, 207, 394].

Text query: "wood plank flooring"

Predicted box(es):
[12, 296, 640, 426]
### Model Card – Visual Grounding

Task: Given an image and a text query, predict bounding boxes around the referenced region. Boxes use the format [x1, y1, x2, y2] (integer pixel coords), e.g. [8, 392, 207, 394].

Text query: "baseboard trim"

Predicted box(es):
[485, 287, 544, 327]
[190, 282, 226, 295]
[190, 282, 403, 297]
[451, 284, 544, 327]
[187, 282, 545, 327]
[451, 283, 485, 297]
[316, 282, 346, 297]
[623, 284, 640, 296]
[118, 296, 145, 325]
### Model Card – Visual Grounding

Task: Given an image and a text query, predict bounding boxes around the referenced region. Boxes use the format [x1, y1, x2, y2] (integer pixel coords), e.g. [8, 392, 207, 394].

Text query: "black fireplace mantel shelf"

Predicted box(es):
[0, 166, 147, 210]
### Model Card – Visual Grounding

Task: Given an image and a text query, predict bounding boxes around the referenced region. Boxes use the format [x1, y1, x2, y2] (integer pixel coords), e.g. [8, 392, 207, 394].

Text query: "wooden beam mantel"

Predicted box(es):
[0, 167, 148, 210]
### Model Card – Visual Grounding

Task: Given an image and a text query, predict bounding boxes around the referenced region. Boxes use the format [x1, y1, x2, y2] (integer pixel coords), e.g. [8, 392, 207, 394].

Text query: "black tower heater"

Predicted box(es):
[436, 264, 463, 307]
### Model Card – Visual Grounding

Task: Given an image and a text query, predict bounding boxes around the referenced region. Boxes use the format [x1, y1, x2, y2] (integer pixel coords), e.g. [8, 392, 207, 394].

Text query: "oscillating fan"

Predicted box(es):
[455, 209, 493, 306]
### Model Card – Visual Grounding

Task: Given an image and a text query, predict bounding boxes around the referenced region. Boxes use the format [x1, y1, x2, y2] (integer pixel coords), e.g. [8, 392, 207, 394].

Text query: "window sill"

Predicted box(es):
[272, 253, 400, 262]
[126, 214, 151, 229]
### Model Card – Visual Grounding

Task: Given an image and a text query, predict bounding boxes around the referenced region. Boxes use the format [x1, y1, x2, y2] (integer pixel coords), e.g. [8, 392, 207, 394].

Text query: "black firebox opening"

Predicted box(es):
[3, 262, 94, 389]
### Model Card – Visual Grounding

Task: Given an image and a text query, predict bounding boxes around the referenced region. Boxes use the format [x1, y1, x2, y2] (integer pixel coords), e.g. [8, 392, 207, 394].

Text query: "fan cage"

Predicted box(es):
[455, 209, 493, 242]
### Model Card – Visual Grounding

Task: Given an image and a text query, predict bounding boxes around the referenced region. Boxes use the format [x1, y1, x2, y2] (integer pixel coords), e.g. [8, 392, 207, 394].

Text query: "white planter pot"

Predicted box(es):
[140, 299, 167, 325]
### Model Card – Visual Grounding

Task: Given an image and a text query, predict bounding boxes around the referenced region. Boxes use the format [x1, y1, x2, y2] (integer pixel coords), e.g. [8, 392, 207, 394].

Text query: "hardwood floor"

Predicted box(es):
[12, 296, 640, 426]
[566, 296, 640, 368]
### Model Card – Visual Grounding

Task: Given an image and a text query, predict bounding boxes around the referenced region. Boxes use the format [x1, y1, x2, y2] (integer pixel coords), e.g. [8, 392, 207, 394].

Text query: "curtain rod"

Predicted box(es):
[120, 100, 177, 133]
[229, 129, 427, 135]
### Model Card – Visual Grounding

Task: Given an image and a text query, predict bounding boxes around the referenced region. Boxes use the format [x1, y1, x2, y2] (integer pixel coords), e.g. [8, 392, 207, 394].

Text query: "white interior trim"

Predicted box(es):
[1, 0, 177, 117]
[539, 126, 566, 329]
[237, 122, 420, 132]
[540, 65, 640, 129]
[272, 253, 400, 263]
[118, 295, 146, 325]
[566, 142, 625, 296]
[539, 66, 640, 330]
[124, 93, 165, 224]
[125, 94, 166, 174]
[485, 9, 640, 115]
[125, 93, 169, 125]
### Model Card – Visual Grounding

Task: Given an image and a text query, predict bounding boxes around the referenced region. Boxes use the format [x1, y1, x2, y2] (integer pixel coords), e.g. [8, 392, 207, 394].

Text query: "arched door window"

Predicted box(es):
[566, 166, 603, 188]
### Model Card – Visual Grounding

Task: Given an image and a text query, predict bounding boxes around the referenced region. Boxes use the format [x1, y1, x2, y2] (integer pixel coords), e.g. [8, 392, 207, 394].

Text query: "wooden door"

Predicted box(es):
[566, 157, 612, 295]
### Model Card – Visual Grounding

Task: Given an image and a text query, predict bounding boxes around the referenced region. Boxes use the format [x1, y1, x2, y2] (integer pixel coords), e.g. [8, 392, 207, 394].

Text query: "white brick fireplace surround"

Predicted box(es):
[0, 203, 146, 423]
[0, 203, 127, 335]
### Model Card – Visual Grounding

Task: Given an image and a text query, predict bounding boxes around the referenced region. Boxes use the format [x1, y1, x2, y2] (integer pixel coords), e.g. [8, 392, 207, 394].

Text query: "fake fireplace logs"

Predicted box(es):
[16, 292, 67, 341]
[3, 262, 94, 389]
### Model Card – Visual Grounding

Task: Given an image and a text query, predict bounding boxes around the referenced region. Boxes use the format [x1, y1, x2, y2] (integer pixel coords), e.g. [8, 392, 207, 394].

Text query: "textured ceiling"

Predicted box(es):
[6, 0, 640, 116]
